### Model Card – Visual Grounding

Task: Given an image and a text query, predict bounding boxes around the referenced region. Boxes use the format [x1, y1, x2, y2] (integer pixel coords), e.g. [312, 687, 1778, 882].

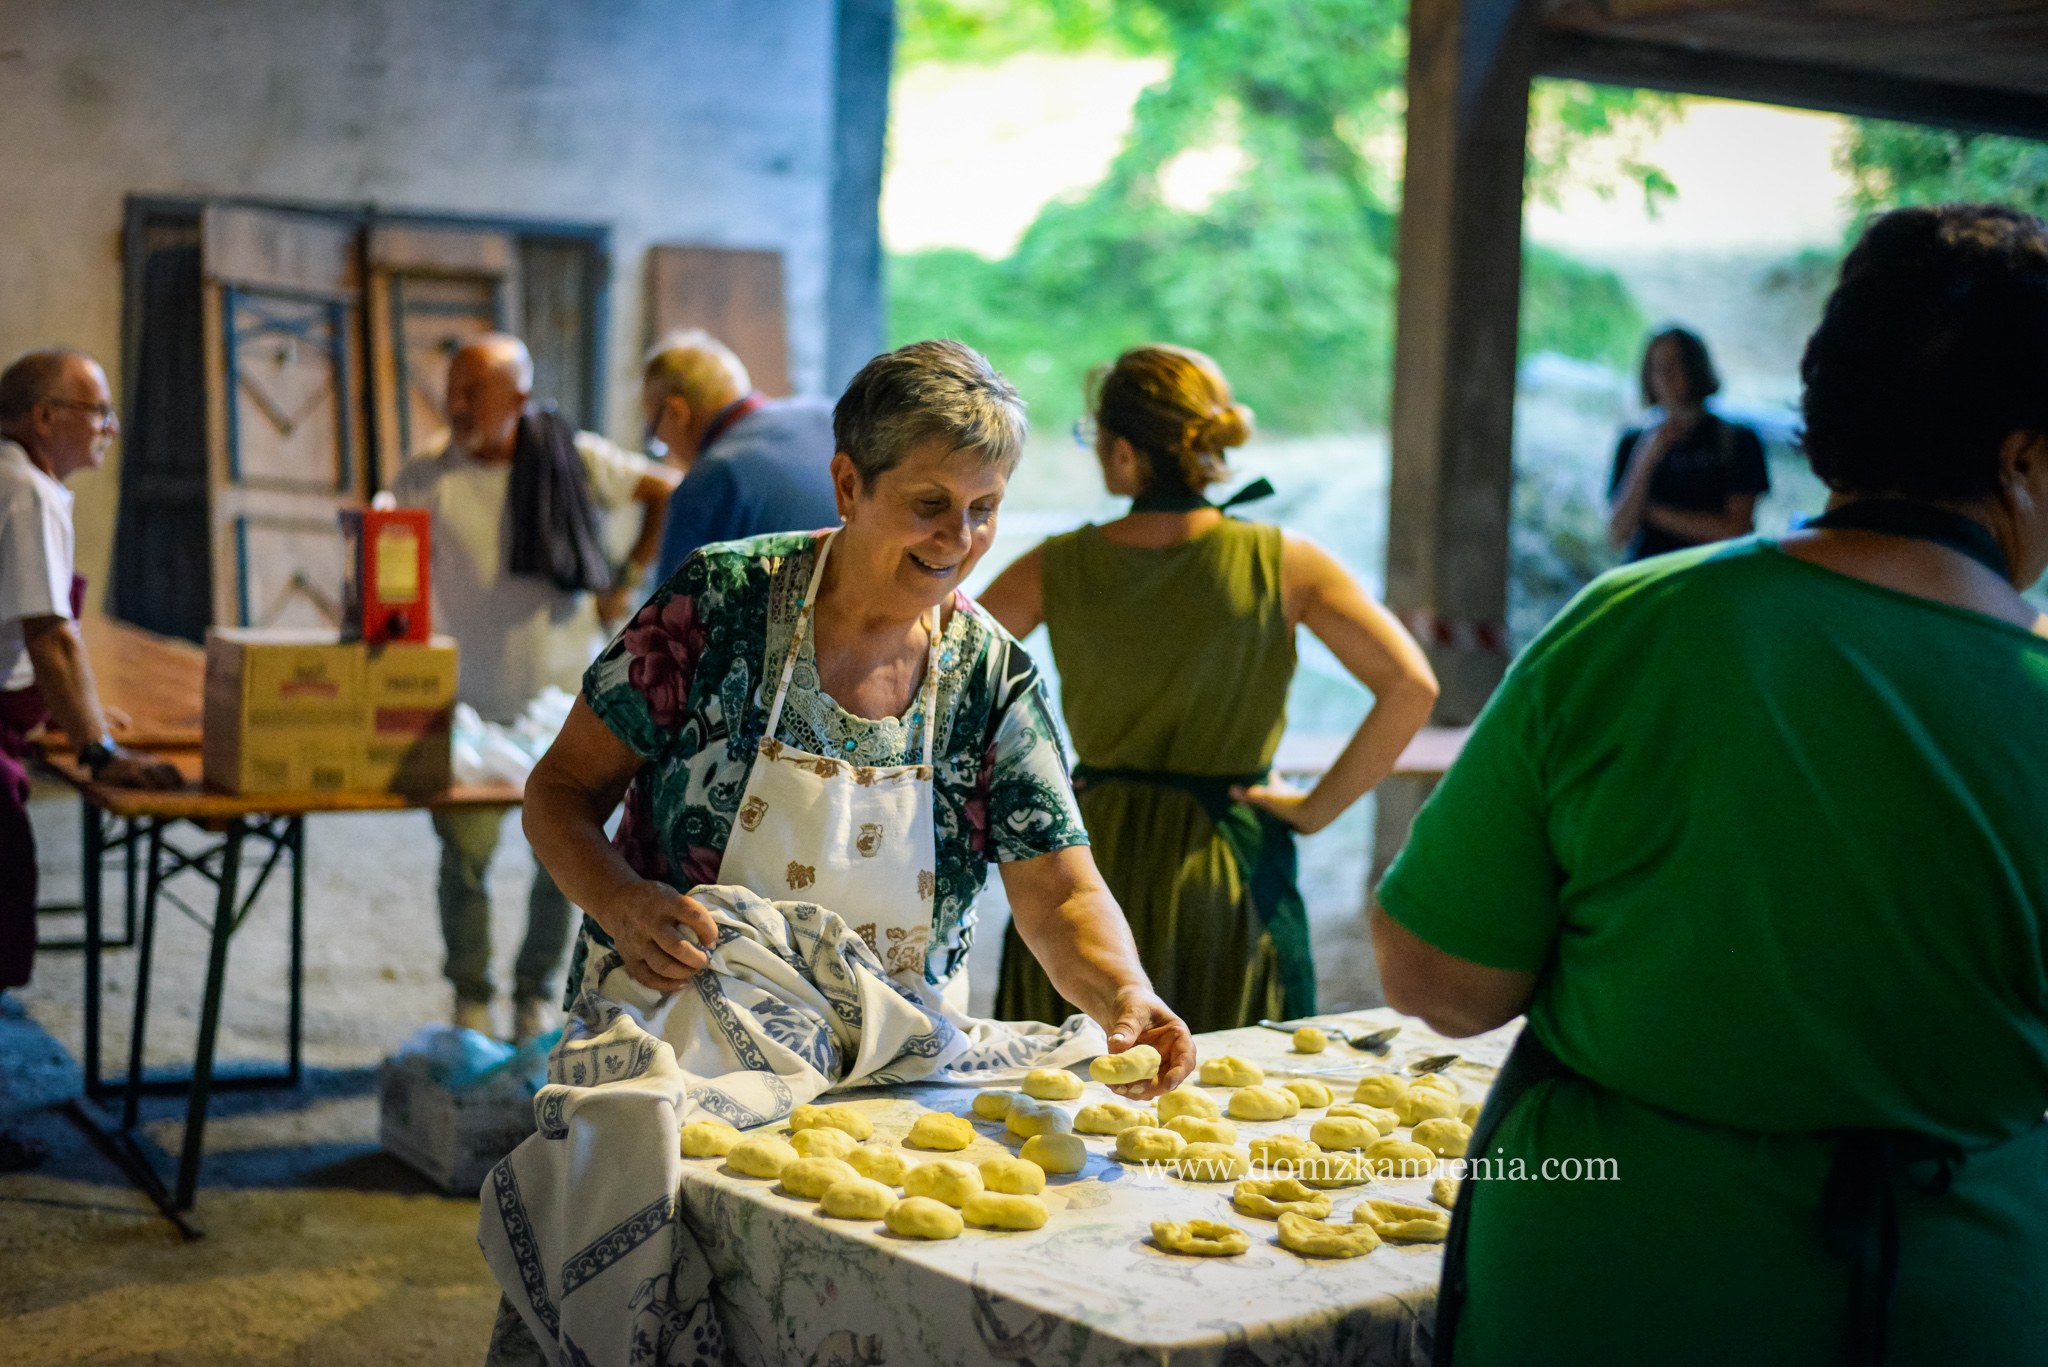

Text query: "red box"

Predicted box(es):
[341, 507, 432, 644]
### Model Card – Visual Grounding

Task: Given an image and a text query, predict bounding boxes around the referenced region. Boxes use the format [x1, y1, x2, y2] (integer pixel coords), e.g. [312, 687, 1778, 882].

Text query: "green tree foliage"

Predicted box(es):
[1839, 119, 2048, 220]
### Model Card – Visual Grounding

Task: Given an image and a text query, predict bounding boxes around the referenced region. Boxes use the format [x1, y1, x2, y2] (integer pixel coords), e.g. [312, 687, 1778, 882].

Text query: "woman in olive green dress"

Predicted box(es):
[982, 344, 1437, 1032]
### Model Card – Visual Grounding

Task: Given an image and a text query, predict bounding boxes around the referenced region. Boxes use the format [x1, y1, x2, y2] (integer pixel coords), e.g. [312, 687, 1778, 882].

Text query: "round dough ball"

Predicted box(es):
[1290, 1026, 1328, 1054]
[818, 1177, 896, 1220]
[885, 1195, 963, 1240]
[789, 1126, 858, 1160]
[1365, 1137, 1437, 1179]
[727, 1135, 800, 1179]
[779, 1156, 860, 1199]
[680, 1119, 741, 1158]
[979, 1155, 1046, 1196]
[962, 1191, 1049, 1231]
[1020, 1132, 1088, 1174]
[1462, 1102, 1483, 1127]
[1232, 1178, 1333, 1220]
[1151, 1218, 1250, 1257]
[1075, 1101, 1154, 1135]
[1281, 1079, 1333, 1109]
[788, 1103, 875, 1141]
[1004, 1096, 1075, 1140]
[1398, 1087, 1462, 1127]
[903, 1159, 983, 1207]
[1299, 1152, 1370, 1189]
[1228, 1085, 1298, 1122]
[1246, 1134, 1321, 1169]
[1412, 1117, 1473, 1158]
[1352, 1074, 1410, 1109]
[1198, 1055, 1264, 1088]
[1021, 1068, 1084, 1101]
[1431, 1175, 1460, 1210]
[1115, 1126, 1187, 1164]
[1277, 1210, 1381, 1258]
[1354, 1198, 1452, 1242]
[1410, 1071, 1461, 1099]
[1164, 1115, 1237, 1146]
[1089, 1044, 1162, 1086]
[905, 1111, 975, 1151]
[1309, 1116, 1377, 1151]
[971, 1090, 1021, 1121]
[1327, 1103, 1401, 1137]
[1157, 1087, 1222, 1124]
[846, 1143, 910, 1186]
[1173, 1142, 1248, 1181]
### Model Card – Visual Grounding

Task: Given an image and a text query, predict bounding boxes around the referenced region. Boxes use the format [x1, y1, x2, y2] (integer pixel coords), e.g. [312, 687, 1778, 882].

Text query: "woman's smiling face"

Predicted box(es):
[831, 438, 1008, 618]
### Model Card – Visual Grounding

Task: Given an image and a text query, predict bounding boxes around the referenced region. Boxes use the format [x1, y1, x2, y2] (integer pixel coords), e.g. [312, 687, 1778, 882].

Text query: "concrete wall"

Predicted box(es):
[0, 0, 858, 611]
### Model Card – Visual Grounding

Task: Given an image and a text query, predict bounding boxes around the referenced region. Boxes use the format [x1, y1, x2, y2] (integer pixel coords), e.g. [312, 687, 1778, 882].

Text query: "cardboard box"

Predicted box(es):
[378, 1053, 537, 1195]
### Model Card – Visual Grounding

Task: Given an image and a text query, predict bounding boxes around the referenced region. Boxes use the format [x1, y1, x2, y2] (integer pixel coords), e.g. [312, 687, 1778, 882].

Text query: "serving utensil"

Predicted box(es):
[1256, 1020, 1402, 1054]
[1403, 1053, 1460, 1075]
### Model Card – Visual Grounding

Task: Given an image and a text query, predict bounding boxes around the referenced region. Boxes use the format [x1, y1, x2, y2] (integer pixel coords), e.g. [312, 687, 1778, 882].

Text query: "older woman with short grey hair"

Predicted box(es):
[524, 339, 1195, 1094]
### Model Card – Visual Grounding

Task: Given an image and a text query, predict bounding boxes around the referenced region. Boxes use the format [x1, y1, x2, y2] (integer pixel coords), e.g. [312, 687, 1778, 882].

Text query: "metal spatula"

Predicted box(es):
[1256, 1020, 1402, 1054]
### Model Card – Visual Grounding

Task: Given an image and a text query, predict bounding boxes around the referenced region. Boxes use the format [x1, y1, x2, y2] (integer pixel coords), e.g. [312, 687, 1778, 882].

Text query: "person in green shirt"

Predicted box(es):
[1376, 202, 2048, 1366]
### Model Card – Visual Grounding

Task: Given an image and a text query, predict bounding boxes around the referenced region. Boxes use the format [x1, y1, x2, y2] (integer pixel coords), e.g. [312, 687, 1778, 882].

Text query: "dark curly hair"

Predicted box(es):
[1800, 203, 2048, 500]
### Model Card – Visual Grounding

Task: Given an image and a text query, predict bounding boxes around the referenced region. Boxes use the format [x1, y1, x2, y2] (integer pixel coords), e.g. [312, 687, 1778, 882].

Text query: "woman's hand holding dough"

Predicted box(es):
[962, 1191, 1049, 1230]
[1354, 1198, 1452, 1242]
[727, 1135, 800, 1179]
[779, 1156, 860, 1199]
[789, 1126, 858, 1160]
[1164, 1115, 1237, 1145]
[1115, 1126, 1187, 1163]
[979, 1156, 1047, 1196]
[681, 1119, 740, 1158]
[819, 1177, 896, 1220]
[1021, 1068, 1085, 1101]
[1199, 1055, 1264, 1087]
[1075, 1101, 1154, 1135]
[1278, 1211, 1381, 1258]
[906, 1111, 976, 1151]
[1089, 1044, 1162, 1086]
[886, 1195, 963, 1239]
[846, 1143, 910, 1185]
[1157, 1087, 1222, 1123]
[1232, 1178, 1333, 1220]
[1151, 1219, 1251, 1256]
[903, 1159, 983, 1207]
[1004, 1096, 1075, 1140]
[789, 1103, 874, 1140]
[1228, 1085, 1299, 1121]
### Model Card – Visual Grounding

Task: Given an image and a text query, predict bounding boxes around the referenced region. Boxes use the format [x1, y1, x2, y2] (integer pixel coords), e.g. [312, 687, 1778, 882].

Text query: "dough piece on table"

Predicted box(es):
[819, 1177, 896, 1220]
[779, 1156, 860, 1200]
[1004, 1096, 1075, 1139]
[1089, 1044, 1162, 1085]
[1020, 1133, 1088, 1174]
[1157, 1087, 1223, 1123]
[1462, 1102, 1483, 1127]
[1365, 1137, 1437, 1179]
[903, 1159, 983, 1207]
[1299, 1152, 1370, 1189]
[789, 1126, 858, 1160]
[1075, 1101, 1154, 1135]
[727, 1136, 800, 1179]
[846, 1143, 910, 1186]
[1199, 1055, 1265, 1088]
[1021, 1068, 1085, 1101]
[1412, 1117, 1473, 1158]
[1397, 1087, 1462, 1127]
[979, 1155, 1047, 1196]
[1151, 1218, 1251, 1257]
[1246, 1134, 1321, 1169]
[1352, 1074, 1410, 1109]
[1281, 1079, 1333, 1109]
[963, 1191, 1049, 1230]
[1326, 1103, 1401, 1136]
[885, 1195, 963, 1240]
[1308, 1116, 1377, 1151]
[1228, 1085, 1299, 1121]
[1278, 1211, 1381, 1258]
[906, 1111, 976, 1151]
[1115, 1126, 1187, 1163]
[1410, 1071, 1461, 1099]
[1354, 1198, 1452, 1242]
[1173, 1142, 1249, 1181]
[1232, 1178, 1333, 1220]
[1165, 1115, 1237, 1146]
[789, 1103, 875, 1141]
[681, 1120, 741, 1158]
[1430, 1175, 1460, 1210]
[971, 1090, 1021, 1121]
[1291, 1027, 1328, 1054]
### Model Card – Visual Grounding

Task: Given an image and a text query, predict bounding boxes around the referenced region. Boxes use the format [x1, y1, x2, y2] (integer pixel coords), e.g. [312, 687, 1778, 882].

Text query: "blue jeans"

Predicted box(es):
[431, 806, 573, 1004]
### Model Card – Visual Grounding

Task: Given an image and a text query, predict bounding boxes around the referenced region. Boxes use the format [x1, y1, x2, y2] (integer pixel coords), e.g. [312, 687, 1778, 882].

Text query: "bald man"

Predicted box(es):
[391, 335, 677, 1041]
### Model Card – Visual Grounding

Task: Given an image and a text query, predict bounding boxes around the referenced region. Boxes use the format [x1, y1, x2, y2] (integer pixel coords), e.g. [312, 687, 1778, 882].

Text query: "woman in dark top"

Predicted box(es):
[1606, 327, 1769, 560]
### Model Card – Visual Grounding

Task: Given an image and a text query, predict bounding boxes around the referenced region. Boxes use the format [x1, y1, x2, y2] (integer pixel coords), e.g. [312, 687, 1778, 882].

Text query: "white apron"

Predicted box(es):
[718, 530, 959, 1001]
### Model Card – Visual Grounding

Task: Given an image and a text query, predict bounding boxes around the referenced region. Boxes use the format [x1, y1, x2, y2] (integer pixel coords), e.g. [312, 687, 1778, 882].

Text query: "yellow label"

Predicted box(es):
[375, 526, 421, 604]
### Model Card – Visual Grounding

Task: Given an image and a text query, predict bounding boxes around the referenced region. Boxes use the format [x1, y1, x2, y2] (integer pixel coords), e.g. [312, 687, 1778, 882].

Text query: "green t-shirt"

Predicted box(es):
[1380, 539, 2048, 1147]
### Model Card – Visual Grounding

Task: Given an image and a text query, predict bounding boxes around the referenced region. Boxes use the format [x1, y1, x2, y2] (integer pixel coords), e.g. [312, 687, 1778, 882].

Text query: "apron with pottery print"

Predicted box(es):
[718, 531, 948, 994]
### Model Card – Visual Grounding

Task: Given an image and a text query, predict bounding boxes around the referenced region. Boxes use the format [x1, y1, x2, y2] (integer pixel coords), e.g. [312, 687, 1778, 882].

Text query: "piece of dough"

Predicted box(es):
[1291, 1026, 1328, 1054]
[1020, 1132, 1087, 1174]
[1412, 1117, 1473, 1158]
[905, 1111, 976, 1151]
[1157, 1087, 1223, 1123]
[1462, 1102, 1483, 1127]
[1281, 1079, 1333, 1109]
[819, 1177, 896, 1220]
[1299, 1152, 1369, 1189]
[971, 1090, 1021, 1121]
[788, 1102, 875, 1141]
[1151, 1218, 1250, 1257]
[1115, 1126, 1187, 1163]
[846, 1144, 910, 1186]
[1232, 1178, 1333, 1220]
[1165, 1115, 1237, 1146]
[1354, 1198, 1452, 1242]
[680, 1119, 741, 1158]
[1246, 1134, 1320, 1169]
[1309, 1116, 1377, 1151]
[1198, 1055, 1264, 1088]
[1075, 1101, 1154, 1135]
[726, 1135, 800, 1179]
[1431, 1175, 1460, 1210]
[962, 1191, 1049, 1230]
[1278, 1210, 1381, 1258]
[1365, 1137, 1437, 1179]
[1398, 1087, 1462, 1127]
[1004, 1096, 1075, 1139]
[1174, 1142, 1248, 1181]
[1089, 1045, 1162, 1085]
[1228, 1085, 1299, 1122]
[779, 1156, 860, 1200]
[1352, 1074, 1410, 1108]
[1021, 1068, 1084, 1101]
[903, 1159, 983, 1207]
[789, 1126, 858, 1160]
[1327, 1103, 1401, 1137]
[1410, 1071, 1461, 1099]
[979, 1155, 1046, 1196]
[885, 1195, 963, 1239]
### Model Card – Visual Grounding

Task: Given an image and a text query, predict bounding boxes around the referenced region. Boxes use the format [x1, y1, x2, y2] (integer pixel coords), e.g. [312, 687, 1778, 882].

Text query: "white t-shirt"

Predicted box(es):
[391, 429, 656, 724]
[0, 439, 76, 692]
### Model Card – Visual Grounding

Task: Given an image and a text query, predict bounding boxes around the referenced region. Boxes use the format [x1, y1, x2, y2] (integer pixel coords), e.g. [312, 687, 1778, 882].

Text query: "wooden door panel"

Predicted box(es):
[646, 245, 790, 396]
[232, 507, 349, 630]
[223, 291, 353, 491]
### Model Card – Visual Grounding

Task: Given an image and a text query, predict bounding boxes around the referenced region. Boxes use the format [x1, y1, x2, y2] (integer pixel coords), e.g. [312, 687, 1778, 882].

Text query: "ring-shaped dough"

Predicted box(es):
[1411, 1117, 1473, 1158]
[845, 1144, 910, 1186]
[726, 1135, 800, 1179]
[1246, 1134, 1321, 1170]
[1431, 1175, 1460, 1210]
[788, 1103, 875, 1140]
[1004, 1096, 1075, 1139]
[1308, 1116, 1378, 1151]
[1021, 1068, 1084, 1101]
[1228, 1085, 1298, 1122]
[1232, 1178, 1333, 1220]
[819, 1177, 896, 1220]
[1278, 1211, 1382, 1258]
[789, 1126, 858, 1160]
[779, 1156, 860, 1200]
[1326, 1103, 1401, 1136]
[885, 1195, 963, 1239]
[1281, 1079, 1333, 1109]
[1157, 1087, 1223, 1123]
[1075, 1101, 1154, 1135]
[1114, 1126, 1187, 1164]
[680, 1119, 741, 1158]
[1152, 1218, 1251, 1257]
[1397, 1087, 1462, 1127]
[1198, 1055, 1265, 1088]
[1354, 1198, 1452, 1242]
[905, 1111, 976, 1151]
[978, 1155, 1046, 1196]
[1352, 1074, 1410, 1109]
[971, 1090, 1021, 1121]
[903, 1159, 983, 1207]
[962, 1191, 1049, 1230]
[1089, 1044, 1162, 1086]
[1164, 1115, 1237, 1146]
[1019, 1132, 1087, 1174]
[1291, 1027, 1328, 1054]
[1173, 1142, 1248, 1181]
[1365, 1137, 1437, 1179]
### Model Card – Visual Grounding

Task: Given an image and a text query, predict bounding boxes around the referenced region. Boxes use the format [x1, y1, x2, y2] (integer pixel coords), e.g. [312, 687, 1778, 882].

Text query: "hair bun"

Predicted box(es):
[1183, 403, 1253, 455]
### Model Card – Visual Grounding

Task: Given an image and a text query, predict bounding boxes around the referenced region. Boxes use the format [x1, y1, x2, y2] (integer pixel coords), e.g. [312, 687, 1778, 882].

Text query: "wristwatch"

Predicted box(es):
[77, 739, 118, 777]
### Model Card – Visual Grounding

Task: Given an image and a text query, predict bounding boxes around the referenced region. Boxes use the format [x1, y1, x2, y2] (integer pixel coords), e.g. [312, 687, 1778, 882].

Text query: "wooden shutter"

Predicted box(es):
[646, 245, 790, 396]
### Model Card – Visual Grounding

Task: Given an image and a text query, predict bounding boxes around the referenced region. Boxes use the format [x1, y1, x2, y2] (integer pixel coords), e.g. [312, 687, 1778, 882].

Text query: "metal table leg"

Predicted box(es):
[287, 817, 305, 1085]
[121, 822, 167, 1133]
[82, 797, 102, 1100]
[174, 820, 244, 1209]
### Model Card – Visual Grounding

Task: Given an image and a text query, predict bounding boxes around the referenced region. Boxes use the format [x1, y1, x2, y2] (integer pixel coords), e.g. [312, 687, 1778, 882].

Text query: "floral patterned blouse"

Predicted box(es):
[576, 530, 1088, 987]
